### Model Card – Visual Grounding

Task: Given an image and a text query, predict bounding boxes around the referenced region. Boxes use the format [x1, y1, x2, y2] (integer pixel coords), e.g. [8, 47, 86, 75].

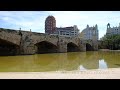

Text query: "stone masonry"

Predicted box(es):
[0, 28, 98, 55]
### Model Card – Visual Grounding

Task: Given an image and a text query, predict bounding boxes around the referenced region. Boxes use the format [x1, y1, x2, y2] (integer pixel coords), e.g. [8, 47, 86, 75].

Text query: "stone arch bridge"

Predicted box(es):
[0, 28, 98, 55]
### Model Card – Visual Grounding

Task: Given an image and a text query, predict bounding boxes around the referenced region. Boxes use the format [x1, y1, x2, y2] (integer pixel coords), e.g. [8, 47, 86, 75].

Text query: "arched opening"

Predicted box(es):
[67, 42, 80, 52]
[86, 43, 93, 51]
[0, 39, 20, 56]
[35, 41, 58, 54]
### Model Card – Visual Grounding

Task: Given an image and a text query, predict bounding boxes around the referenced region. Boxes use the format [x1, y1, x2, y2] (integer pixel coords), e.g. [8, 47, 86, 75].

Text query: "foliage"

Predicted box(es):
[99, 34, 120, 50]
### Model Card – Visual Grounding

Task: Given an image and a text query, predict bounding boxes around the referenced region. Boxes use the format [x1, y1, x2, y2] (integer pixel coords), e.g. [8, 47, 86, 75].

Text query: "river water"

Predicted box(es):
[0, 51, 120, 72]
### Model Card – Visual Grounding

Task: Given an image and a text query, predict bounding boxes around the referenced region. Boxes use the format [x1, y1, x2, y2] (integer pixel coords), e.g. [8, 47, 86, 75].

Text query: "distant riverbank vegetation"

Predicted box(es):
[99, 34, 120, 50]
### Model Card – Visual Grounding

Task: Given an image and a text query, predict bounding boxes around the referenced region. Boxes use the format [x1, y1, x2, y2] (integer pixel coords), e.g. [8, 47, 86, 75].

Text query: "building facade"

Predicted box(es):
[81, 24, 99, 40]
[45, 15, 79, 37]
[53, 25, 79, 37]
[106, 23, 120, 35]
[45, 15, 56, 34]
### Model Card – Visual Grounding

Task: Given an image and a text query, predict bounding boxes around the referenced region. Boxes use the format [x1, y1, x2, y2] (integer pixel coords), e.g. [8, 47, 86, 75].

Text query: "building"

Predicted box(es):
[45, 16, 79, 37]
[106, 23, 120, 35]
[45, 15, 79, 37]
[53, 25, 80, 37]
[80, 24, 99, 40]
[45, 15, 56, 34]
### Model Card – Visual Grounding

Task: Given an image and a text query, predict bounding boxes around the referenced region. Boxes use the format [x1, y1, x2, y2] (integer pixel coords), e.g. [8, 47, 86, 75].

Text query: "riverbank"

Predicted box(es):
[99, 49, 120, 52]
[0, 68, 120, 79]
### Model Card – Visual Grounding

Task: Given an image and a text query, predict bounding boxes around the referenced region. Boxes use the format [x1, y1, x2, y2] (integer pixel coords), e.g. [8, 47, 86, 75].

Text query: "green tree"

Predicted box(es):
[99, 34, 120, 50]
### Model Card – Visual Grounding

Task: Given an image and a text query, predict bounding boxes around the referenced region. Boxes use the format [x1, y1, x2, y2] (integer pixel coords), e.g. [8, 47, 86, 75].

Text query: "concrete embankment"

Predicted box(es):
[99, 49, 120, 52]
[0, 68, 120, 79]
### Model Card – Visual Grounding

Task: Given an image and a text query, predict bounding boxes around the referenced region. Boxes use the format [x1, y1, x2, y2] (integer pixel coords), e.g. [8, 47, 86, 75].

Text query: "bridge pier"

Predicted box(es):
[20, 32, 35, 55]
[15, 46, 21, 55]
[93, 44, 98, 51]
[21, 44, 35, 55]
[57, 40, 67, 53]
[92, 40, 98, 51]
[79, 40, 86, 52]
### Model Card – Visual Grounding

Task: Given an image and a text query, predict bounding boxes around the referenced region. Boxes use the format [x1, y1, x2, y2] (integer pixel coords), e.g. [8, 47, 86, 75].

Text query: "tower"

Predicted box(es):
[87, 24, 89, 28]
[95, 24, 98, 29]
[106, 23, 111, 35]
[45, 15, 56, 34]
[95, 24, 98, 40]
[107, 23, 110, 29]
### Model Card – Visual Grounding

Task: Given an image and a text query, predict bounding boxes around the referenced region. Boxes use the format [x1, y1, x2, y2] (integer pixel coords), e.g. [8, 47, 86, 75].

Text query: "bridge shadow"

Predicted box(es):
[86, 43, 94, 51]
[67, 42, 80, 52]
[0, 38, 19, 56]
[35, 41, 58, 54]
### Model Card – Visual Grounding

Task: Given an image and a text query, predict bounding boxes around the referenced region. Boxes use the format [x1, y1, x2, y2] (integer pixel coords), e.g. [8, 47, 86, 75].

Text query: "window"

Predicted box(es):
[60, 31, 62, 35]
[66, 32, 69, 34]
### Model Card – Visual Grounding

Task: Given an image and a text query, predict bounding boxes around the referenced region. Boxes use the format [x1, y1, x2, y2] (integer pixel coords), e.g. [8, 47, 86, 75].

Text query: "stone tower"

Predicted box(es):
[107, 23, 110, 29]
[106, 23, 111, 35]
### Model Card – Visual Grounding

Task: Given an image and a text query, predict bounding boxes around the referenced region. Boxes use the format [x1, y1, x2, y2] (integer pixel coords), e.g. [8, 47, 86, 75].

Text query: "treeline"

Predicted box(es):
[99, 34, 120, 50]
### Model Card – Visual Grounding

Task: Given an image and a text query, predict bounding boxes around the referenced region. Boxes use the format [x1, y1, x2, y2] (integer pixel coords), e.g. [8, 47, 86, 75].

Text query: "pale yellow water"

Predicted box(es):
[0, 51, 120, 72]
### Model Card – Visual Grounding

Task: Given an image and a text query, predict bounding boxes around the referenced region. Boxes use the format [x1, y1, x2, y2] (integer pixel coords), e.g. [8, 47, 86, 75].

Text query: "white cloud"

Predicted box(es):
[2, 17, 11, 21]
[0, 11, 120, 38]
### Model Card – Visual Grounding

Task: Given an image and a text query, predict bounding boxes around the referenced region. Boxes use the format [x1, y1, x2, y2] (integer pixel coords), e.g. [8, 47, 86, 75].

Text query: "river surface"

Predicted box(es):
[0, 51, 120, 72]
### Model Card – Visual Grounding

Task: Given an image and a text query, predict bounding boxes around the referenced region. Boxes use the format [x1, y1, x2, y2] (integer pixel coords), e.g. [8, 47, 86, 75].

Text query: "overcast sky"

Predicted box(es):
[0, 11, 120, 39]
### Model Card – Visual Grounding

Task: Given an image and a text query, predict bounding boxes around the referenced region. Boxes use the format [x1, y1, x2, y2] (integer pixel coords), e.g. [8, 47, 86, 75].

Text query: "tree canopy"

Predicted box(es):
[99, 34, 120, 50]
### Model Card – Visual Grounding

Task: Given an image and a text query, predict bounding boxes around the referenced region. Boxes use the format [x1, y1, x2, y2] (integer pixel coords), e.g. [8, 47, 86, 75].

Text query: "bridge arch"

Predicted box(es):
[0, 30, 21, 46]
[86, 43, 94, 51]
[0, 38, 20, 55]
[35, 41, 58, 54]
[67, 42, 80, 52]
